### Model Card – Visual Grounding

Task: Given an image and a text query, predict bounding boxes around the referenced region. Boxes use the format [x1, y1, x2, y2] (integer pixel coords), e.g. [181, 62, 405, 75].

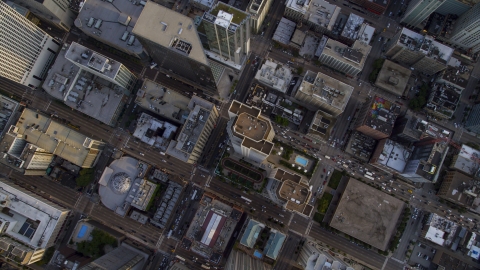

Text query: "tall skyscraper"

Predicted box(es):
[10, 0, 75, 31]
[465, 103, 480, 134]
[0, 1, 60, 88]
[132, 1, 217, 94]
[448, 3, 480, 53]
[199, 2, 251, 66]
[401, 0, 445, 29]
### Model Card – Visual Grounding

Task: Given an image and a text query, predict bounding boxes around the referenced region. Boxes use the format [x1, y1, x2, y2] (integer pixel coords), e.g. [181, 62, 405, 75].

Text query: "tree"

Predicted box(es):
[76, 168, 94, 187]
[275, 115, 289, 127]
[77, 229, 117, 258]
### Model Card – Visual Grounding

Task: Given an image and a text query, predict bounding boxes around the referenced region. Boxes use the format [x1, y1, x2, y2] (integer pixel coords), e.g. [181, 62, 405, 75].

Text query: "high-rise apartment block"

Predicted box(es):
[0, 179, 69, 264]
[247, 0, 274, 33]
[448, 3, 480, 53]
[385, 28, 453, 75]
[294, 70, 353, 116]
[10, 0, 75, 31]
[80, 243, 147, 270]
[317, 37, 371, 77]
[465, 103, 480, 134]
[227, 101, 275, 163]
[0, 1, 60, 88]
[200, 3, 251, 66]
[74, 0, 147, 59]
[132, 1, 217, 94]
[167, 96, 219, 164]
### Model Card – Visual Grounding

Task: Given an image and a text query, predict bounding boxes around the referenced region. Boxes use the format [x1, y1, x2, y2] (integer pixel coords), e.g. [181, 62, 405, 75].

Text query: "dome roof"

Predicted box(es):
[109, 172, 132, 194]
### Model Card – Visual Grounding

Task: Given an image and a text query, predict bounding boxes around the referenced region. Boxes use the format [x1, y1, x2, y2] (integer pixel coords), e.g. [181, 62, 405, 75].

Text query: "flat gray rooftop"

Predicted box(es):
[136, 79, 190, 124]
[298, 70, 354, 112]
[74, 0, 144, 55]
[273, 17, 296, 45]
[65, 42, 123, 80]
[341, 13, 364, 40]
[330, 179, 404, 251]
[132, 1, 208, 65]
[43, 44, 125, 126]
[375, 60, 412, 96]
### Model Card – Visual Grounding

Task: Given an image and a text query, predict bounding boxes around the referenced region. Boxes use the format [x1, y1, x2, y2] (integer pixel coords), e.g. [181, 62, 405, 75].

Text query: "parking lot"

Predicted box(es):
[408, 242, 437, 270]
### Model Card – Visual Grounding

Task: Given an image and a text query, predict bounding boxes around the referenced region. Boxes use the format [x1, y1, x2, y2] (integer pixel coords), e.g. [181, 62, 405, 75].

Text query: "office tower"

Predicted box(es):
[133, 1, 217, 94]
[199, 3, 250, 66]
[465, 103, 480, 134]
[246, 0, 274, 33]
[227, 100, 275, 163]
[0, 179, 69, 264]
[294, 70, 353, 116]
[74, 0, 148, 59]
[167, 96, 219, 164]
[385, 28, 453, 75]
[10, 0, 75, 31]
[354, 95, 400, 140]
[317, 37, 371, 77]
[0, 1, 60, 88]
[401, 0, 445, 29]
[448, 3, 480, 53]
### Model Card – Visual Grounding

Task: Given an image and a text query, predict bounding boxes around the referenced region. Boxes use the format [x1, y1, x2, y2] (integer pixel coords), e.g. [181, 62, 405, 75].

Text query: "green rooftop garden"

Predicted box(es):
[210, 3, 248, 25]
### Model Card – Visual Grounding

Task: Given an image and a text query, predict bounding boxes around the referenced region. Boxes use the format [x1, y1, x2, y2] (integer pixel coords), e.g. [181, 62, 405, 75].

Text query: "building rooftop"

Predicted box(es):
[83, 243, 147, 270]
[452, 144, 480, 176]
[358, 96, 400, 137]
[345, 131, 377, 162]
[308, 110, 335, 141]
[255, 59, 293, 93]
[439, 171, 477, 207]
[264, 230, 286, 260]
[135, 79, 190, 124]
[98, 157, 151, 216]
[167, 96, 215, 162]
[298, 70, 354, 113]
[133, 113, 178, 152]
[132, 1, 209, 65]
[43, 44, 127, 126]
[375, 60, 412, 96]
[373, 139, 412, 173]
[273, 17, 296, 45]
[425, 213, 458, 246]
[185, 198, 240, 262]
[372, 0, 389, 7]
[0, 179, 69, 249]
[74, 0, 144, 55]
[419, 36, 453, 64]
[330, 179, 404, 251]
[193, 0, 216, 10]
[11, 109, 104, 168]
[271, 168, 313, 216]
[356, 24, 375, 44]
[395, 28, 453, 64]
[440, 57, 473, 90]
[65, 42, 123, 81]
[426, 83, 461, 118]
[239, 219, 264, 248]
[209, 2, 248, 25]
[402, 139, 450, 182]
[393, 110, 453, 142]
[318, 39, 371, 69]
[395, 27, 425, 50]
[306, 0, 341, 30]
[341, 13, 364, 40]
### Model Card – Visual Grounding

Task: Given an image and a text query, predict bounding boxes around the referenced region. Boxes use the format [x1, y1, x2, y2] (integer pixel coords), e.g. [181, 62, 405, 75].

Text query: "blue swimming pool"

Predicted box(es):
[295, 155, 309, 167]
[77, 225, 88, 238]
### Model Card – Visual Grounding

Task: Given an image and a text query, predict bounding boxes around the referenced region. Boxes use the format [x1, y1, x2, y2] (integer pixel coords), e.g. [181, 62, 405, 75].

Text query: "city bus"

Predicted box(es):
[364, 175, 374, 181]
[175, 255, 186, 262]
[241, 196, 252, 204]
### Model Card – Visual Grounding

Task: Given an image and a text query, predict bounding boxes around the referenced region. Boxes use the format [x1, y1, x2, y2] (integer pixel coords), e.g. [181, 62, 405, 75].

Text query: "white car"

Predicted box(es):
[139, 152, 145, 156]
